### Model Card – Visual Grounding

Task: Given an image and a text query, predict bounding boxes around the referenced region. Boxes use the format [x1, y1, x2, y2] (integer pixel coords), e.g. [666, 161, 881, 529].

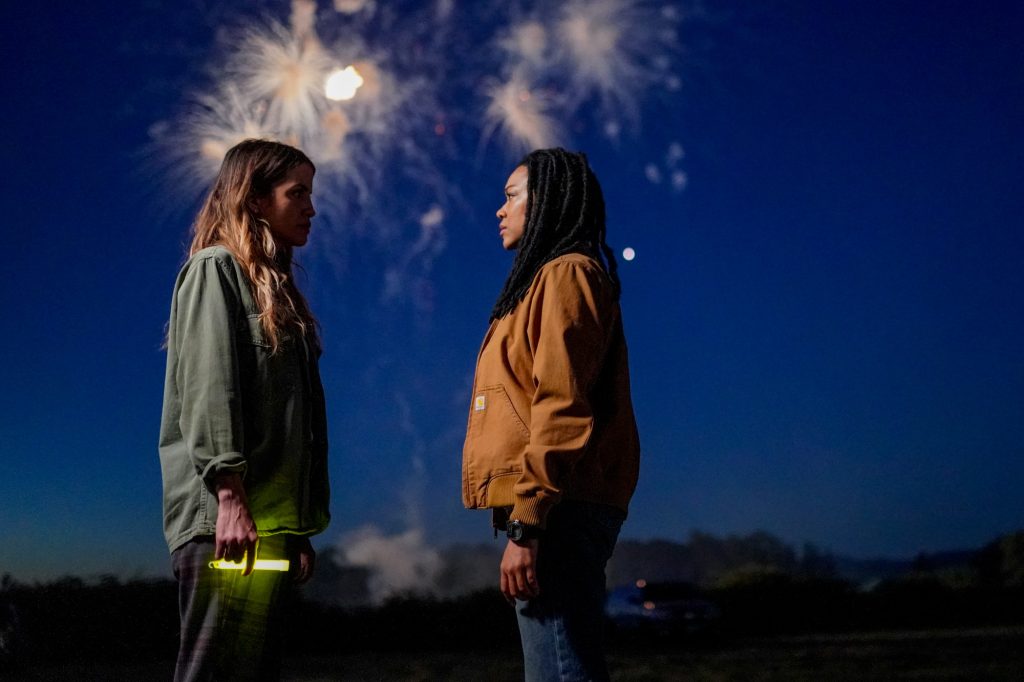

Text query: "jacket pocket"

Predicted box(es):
[238, 315, 297, 407]
[465, 384, 531, 496]
[243, 314, 272, 348]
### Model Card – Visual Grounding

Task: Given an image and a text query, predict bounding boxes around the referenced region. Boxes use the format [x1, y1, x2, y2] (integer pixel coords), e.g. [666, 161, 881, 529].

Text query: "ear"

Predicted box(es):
[248, 196, 267, 217]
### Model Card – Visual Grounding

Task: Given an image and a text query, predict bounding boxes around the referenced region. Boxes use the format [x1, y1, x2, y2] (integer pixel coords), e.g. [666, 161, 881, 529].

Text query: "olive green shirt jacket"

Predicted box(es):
[158, 246, 330, 553]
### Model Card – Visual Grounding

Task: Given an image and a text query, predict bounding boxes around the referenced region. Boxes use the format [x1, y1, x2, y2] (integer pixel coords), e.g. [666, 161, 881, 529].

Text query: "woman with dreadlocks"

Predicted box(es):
[462, 148, 640, 681]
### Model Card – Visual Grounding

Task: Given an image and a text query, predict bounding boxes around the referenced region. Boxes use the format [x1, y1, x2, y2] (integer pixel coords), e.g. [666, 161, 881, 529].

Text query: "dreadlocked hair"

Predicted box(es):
[190, 139, 320, 354]
[490, 148, 620, 321]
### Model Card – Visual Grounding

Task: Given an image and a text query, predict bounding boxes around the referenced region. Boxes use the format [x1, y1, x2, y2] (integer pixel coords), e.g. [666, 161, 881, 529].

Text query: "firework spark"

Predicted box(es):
[153, 0, 690, 304]
[229, 21, 334, 140]
[381, 205, 446, 311]
[159, 0, 686, 203]
[498, 20, 549, 70]
[480, 0, 681, 154]
[556, 0, 677, 117]
[334, 0, 373, 15]
[483, 72, 565, 153]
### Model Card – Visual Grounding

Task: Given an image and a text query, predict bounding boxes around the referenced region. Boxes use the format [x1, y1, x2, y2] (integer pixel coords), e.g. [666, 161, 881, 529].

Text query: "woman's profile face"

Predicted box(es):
[496, 165, 528, 250]
[256, 163, 316, 248]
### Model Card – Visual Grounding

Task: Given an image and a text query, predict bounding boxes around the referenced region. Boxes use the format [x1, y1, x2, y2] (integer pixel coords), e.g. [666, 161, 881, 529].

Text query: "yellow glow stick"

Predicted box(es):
[209, 559, 290, 572]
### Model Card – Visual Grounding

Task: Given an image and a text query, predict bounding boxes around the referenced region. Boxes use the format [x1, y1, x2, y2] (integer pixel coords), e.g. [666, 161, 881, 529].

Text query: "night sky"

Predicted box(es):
[2, 0, 1022, 582]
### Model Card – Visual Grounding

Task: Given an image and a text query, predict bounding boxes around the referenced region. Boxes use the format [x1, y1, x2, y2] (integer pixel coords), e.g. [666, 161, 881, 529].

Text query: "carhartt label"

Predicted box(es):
[474, 395, 486, 411]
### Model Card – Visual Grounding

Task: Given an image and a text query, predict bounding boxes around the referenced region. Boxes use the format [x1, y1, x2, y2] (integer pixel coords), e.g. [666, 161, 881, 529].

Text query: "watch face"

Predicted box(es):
[507, 521, 524, 541]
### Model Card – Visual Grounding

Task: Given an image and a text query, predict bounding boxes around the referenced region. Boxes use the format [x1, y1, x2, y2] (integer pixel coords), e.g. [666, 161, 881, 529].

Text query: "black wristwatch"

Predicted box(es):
[506, 519, 541, 542]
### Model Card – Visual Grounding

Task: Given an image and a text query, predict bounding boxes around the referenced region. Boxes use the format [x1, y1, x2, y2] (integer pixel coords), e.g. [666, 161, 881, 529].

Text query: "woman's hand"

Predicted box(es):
[215, 473, 259, 575]
[293, 536, 316, 584]
[500, 538, 540, 603]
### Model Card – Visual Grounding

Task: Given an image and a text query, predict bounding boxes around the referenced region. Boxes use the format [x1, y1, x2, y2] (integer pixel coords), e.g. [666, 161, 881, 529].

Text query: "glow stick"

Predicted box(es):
[209, 559, 290, 572]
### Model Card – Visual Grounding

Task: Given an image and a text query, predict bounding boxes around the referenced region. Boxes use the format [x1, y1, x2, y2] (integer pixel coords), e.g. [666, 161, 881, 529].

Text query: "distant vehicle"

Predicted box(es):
[606, 580, 720, 636]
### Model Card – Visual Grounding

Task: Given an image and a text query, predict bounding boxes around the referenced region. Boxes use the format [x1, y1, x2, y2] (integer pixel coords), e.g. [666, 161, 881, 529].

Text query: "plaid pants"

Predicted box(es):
[171, 535, 291, 682]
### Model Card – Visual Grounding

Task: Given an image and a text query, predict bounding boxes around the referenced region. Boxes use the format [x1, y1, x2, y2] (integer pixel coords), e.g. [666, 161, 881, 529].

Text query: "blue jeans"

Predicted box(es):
[515, 501, 625, 682]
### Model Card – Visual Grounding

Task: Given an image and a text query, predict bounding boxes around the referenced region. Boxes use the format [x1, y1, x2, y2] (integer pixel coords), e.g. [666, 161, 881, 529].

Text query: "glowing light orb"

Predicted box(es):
[622, 247, 636, 261]
[325, 66, 365, 101]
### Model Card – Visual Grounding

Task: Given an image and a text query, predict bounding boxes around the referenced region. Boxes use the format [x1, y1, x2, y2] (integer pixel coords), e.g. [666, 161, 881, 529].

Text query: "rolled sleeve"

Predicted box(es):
[172, 256, 247, 486]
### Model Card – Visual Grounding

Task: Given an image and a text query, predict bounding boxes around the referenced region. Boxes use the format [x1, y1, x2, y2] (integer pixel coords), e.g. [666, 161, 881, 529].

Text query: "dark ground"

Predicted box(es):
[7, 627, 1023, 681]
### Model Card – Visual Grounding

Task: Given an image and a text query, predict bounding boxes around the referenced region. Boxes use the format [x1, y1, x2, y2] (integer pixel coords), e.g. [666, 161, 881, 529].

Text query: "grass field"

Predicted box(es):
[8, 627, 1024, 680]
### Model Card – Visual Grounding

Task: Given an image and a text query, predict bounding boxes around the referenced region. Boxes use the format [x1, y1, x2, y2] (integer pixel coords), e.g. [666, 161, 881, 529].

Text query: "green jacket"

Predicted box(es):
[158, 246, 330, 553]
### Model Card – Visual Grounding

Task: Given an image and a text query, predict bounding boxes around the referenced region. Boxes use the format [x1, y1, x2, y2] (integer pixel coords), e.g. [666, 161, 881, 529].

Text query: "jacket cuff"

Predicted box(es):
[200, 454, 247, 489]
[511, 495, 556, 530]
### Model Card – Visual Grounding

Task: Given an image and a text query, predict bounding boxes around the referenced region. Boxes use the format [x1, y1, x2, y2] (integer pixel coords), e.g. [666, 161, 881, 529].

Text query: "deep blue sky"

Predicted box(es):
[2, 0, 1022, 581]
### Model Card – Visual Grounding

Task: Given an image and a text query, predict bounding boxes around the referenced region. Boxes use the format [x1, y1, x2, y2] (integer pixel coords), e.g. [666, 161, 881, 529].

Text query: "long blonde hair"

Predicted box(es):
[190, 139, 320, 354]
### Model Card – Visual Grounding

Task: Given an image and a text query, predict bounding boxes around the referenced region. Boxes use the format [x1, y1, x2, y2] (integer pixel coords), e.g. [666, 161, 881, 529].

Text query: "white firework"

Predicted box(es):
[291, 0, 318, 39]
[228, 20, 335, 141]
[556, 0, 677, 118]
[667, 141, 686, 165]
[334, 0, 374, 15]
[150, 83, 275, 199]
[154, 0, 688, 258]
[381, 205, 446, 309]
[498, 20, 549, 70]
[483, 72, 565, 153]
[481, 0, 680, 154]
[190, 85, 275, 168]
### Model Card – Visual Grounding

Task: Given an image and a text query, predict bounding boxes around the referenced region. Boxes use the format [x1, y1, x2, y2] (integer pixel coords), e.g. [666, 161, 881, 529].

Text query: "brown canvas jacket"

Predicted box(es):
[462, 252, 640, 529]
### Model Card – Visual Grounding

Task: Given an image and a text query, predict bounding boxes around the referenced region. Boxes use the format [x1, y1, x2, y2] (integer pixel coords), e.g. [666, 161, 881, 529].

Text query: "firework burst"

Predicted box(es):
[229, 21, 334, 138]
[498, 20, 549, 72]
[560, 0, 679, 118]
[480, 0, 681, 151]
[152, 0, 691, 300]
[483, 72, 565, 154]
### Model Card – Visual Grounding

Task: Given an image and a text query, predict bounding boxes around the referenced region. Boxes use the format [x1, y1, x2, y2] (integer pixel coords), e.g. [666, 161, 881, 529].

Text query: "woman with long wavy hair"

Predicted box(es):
[462, 148, 640, 681]
[158, 139, 330, 681]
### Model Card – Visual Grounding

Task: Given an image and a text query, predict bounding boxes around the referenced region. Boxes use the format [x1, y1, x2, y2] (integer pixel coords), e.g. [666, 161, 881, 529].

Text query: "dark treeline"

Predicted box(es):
[2, 531, 1024, 670]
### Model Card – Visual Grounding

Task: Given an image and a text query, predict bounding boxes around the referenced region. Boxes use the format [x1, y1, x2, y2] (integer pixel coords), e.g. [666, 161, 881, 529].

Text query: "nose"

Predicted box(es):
[496, 204, 505, 219]
[305, 199, 316, 217]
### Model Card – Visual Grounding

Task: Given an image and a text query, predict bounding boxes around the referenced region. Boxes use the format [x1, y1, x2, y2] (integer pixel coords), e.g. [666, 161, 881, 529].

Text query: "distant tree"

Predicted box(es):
[974, 531, 1024, 588]
[610, 530, 818, 587]
[911, 552, 934, 574]
[713, 564, 790, 590]
[799, 543, 837, 579]
[999, 532, 1024, 587]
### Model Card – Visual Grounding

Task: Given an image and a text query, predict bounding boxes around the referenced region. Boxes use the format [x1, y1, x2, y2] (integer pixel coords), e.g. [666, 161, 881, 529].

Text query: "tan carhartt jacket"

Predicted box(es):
[462, 252, 640, 529]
